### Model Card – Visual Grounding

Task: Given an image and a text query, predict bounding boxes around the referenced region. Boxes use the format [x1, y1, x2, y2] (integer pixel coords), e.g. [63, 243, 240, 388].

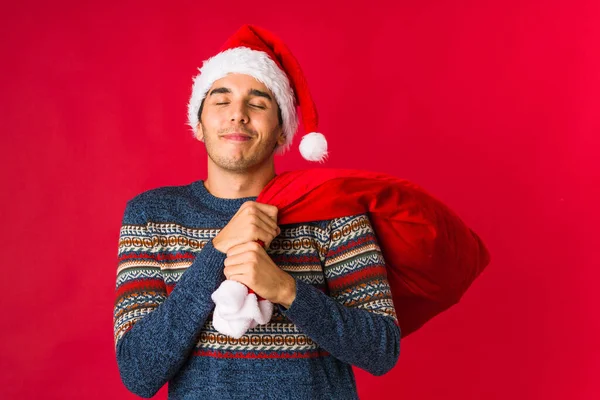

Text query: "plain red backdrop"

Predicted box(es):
[1, 0, 598, 399]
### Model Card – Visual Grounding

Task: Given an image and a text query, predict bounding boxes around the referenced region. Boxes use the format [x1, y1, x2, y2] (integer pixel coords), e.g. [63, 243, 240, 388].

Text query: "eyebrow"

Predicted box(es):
[208, 87, 232, 96]
[208, 87, 273, 101]
[248, 89, 272, 101]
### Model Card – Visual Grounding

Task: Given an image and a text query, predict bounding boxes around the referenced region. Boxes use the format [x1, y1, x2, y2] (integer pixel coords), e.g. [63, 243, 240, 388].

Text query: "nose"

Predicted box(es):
[229, 101, 249, 124]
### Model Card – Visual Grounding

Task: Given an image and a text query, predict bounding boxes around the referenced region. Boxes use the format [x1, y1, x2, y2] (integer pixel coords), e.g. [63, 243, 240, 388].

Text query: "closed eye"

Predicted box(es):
[216, 102, 229, 105]
[250, 104, 266, 109]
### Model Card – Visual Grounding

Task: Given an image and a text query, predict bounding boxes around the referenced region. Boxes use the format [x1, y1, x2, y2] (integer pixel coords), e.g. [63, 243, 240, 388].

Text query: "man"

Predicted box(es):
[113, 25, 400, 399]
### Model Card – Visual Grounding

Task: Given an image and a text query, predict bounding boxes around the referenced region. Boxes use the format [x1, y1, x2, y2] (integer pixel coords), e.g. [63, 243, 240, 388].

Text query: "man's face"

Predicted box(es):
[196, 73, 285, 173]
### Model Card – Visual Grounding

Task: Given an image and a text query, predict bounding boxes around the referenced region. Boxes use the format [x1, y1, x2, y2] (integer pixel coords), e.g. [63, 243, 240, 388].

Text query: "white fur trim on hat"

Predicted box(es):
[188, 47, 298, 155]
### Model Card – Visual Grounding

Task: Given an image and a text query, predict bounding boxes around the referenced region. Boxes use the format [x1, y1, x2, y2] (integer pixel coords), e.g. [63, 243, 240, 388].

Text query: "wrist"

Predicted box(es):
[278, 277, 297, 308]
[212, 236, 227, 254]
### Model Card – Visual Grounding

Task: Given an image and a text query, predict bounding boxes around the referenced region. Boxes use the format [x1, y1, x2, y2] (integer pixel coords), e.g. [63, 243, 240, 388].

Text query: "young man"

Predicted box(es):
[113, 25, 400, 399]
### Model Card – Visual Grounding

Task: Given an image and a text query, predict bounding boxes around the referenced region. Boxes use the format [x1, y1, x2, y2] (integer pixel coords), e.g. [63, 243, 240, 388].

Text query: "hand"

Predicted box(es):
[223, 241, 297, 307]
[213, 201, 281, 254]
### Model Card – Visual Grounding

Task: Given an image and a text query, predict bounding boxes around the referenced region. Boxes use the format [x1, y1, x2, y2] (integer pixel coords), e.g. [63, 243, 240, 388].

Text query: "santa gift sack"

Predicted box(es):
[259, 168, 491, 337]
[213, 168, 491, 338]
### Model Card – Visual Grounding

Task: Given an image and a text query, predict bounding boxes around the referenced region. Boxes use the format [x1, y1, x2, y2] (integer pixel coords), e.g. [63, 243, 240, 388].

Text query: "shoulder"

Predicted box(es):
[327, 213, 373, 231]
[325, 213, 377, 246]
[127, 183, 193, 208]
[122, 182, 196, 224]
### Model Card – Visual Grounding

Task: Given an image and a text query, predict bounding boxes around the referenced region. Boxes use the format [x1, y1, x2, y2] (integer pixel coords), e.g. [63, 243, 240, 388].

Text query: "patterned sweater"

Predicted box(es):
[113, 179, 401, 399]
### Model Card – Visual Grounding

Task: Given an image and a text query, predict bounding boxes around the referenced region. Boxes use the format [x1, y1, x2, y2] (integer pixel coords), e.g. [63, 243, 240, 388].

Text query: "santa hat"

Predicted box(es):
[187, 24, 328, 162]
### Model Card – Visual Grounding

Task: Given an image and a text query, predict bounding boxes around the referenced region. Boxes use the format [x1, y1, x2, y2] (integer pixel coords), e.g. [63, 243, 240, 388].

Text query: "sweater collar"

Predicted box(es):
[191, 180, 258, 215]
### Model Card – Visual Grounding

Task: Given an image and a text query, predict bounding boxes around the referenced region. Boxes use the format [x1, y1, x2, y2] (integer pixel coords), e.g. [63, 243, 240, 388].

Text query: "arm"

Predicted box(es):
[279, 214, 401, 376]
[113, 200, 226, 398]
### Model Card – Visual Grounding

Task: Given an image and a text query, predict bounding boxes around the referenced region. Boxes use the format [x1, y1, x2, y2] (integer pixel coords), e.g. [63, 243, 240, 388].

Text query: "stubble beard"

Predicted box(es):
[202, 125, 280, 173]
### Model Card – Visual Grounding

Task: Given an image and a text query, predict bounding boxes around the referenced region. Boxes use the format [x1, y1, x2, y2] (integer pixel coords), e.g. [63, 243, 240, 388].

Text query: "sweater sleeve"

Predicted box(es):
[279, 214, 401, 376]
[113, 199, 227, 398]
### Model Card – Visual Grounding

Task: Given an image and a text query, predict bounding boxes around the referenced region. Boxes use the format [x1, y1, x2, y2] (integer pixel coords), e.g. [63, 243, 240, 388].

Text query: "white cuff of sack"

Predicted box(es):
[211, 280, 274, 339]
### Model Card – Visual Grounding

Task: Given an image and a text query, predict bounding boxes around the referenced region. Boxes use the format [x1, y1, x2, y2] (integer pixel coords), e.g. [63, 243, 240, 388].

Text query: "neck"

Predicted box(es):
[203, 162, 277, 199]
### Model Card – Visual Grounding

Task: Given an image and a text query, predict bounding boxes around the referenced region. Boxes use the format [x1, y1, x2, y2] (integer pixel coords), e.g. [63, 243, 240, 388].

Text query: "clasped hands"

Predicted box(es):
[212, 201, 296, 308]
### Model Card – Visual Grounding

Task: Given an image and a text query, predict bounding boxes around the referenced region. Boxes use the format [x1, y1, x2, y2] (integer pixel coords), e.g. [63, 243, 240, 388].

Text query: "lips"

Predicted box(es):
[222, 133, 252, 142]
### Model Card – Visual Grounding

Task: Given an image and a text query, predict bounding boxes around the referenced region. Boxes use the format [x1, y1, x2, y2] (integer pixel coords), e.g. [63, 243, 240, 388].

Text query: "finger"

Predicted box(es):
[226, 242, 263, 259]
[240, 200, 275, 219]
[223, 263, 248, 279]
[255, 229, 278, 251]
[244, 205, 279, 233]
[247, 220, 279, 243]
[233, 201, 252, 218]
[223, 261, 259, 284]
[224, 250, 251, 267]
[252, 202, 279, 222]
[228, 273, 252, 290]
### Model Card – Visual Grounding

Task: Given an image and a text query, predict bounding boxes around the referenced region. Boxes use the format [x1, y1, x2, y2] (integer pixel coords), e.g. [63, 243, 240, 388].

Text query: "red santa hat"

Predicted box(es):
[187, 24, 328, 162]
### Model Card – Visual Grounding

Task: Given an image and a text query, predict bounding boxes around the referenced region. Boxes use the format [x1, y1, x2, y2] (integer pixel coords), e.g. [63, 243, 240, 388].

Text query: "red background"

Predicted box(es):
[2, 0, 598, 399]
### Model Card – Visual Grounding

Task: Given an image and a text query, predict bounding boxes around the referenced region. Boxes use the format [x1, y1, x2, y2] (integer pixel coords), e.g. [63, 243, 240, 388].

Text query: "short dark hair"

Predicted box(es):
[197, 98, 284, 126]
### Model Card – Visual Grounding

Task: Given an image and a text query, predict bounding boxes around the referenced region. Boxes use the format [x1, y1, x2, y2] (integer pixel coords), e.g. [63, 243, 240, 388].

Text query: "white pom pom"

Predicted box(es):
[299, 132, 328, 162]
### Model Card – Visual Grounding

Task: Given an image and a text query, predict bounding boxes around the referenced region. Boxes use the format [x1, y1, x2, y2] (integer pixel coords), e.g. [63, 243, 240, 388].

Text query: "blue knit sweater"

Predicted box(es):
[113, 179, 400, 399]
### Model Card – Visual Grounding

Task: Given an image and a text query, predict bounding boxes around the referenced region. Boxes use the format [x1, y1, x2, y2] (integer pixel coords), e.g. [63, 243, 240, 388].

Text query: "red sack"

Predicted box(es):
[257, 169, 491, 337]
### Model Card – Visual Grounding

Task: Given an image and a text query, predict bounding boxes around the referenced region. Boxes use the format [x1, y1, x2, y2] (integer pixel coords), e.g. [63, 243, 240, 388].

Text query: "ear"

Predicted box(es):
[195, 123, 204, 142]
[276, 129, 286, 146]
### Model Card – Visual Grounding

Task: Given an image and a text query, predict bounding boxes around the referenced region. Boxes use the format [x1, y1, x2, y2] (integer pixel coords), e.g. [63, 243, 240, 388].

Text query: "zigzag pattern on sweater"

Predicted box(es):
[116, 269, 162, 285]
[325, 252, 387, 277]
[334, 280, 394, 302]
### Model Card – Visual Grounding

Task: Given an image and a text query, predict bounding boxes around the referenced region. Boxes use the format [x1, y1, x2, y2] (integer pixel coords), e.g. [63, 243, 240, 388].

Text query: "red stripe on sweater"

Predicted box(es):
[115, 279, 166, 298]
[326, 235, 373, 258]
